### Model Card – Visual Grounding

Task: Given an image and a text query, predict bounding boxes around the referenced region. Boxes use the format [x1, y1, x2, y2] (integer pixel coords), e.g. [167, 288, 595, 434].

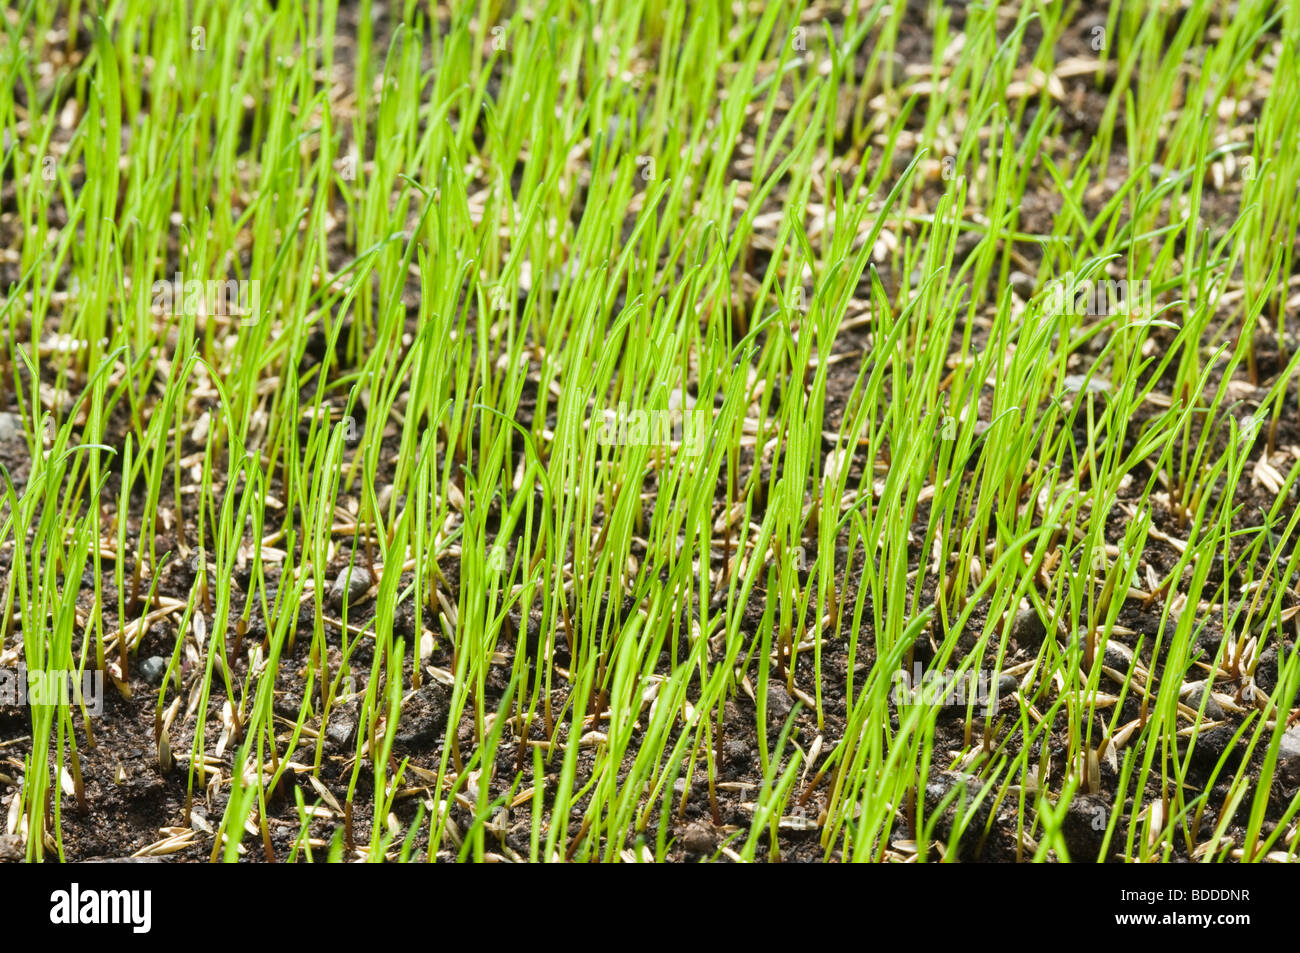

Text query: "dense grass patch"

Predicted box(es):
[2, 0, 1300, 863]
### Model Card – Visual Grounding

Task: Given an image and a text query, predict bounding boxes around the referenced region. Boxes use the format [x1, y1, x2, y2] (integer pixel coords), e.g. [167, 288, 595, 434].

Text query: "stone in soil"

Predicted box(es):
[1009, 270, 1036, 300]
[679, 822, 716, 854]
[766, 682, 794, 725]
[330, 564, 372, 610]
[1101, 639, 1134, 670]
[1183, 725, 1244, 774]
[1195, 625, 1227, 657]
[325, 716, 356, 747]
[1061, 794, 1111, 861]
[923, 771, 996, 860]
[1253, 643, 1292, 695]
[137, 655, 168, 686]
[394, 679, 451, 745]
[0, 833, 23, 862]
[1011, 607, 1048, 647]
[995, 674, 1019, 701]
[1277, 725, 1300, 790]
[1062, 374, 1110, 395]
[910, 630, 937, 666]
[1180, 681, 1224, 721]
[0, 413, 24, 441]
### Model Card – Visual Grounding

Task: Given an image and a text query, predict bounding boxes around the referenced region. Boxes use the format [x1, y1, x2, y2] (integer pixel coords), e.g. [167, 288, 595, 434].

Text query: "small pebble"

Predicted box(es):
[1195, 626, 1226, 656]
[1184, 725, 1242, 772]
[679, 822, 716, 854]
[1277, 726, 1300, 790]
[1102, 640, 1134, 670]
[325, 717, 356, 747]
[1009, 270, 1036, 300]
[910, 631, 937, 666]
[1062, 374, 1111, 395]
[0, 413, 23, 441]
[1253, 644, 1283, 694]
[330, 564, 372, 609]
[995, 674, 1019, 701]
[766, 683, 794, 724]
[138, 656, 168, 686]
[0, 833, 22, 862]
[1279, 724, 1300, 760]
[923, 771, 994, 859]
[1180, 681, 1224, 721]
[1061, 794, 1111, 861]
[1010, 607, 1047, 647]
